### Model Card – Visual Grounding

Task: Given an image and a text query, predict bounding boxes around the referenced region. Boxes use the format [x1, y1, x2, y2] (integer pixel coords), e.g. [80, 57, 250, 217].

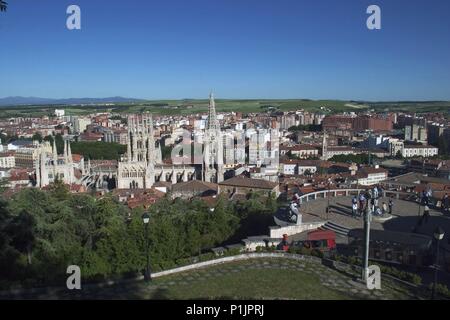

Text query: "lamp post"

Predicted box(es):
[326, 178, 331, 220]
[417, 192, 422, 217]
[362, 190, 372, 282]
[142, 212, 151, 282]
[431, 227, 445, 300]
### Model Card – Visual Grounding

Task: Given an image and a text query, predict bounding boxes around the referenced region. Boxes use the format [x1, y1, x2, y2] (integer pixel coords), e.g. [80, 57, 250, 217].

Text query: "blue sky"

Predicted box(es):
[0, 0, 450, 101]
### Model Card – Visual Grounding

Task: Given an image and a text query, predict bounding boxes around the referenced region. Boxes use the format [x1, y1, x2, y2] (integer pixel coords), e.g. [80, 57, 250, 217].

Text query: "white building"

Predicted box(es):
[354, 166, 388, 186]
[73, 117, 91, 133]
[0, 153, 15, 168]
[54, 109, 65, 118]
[402, 145, 439, 158]
[280, 160, 317, 176]
[324, 146, 356, 160]
[389, 139, 404, 157]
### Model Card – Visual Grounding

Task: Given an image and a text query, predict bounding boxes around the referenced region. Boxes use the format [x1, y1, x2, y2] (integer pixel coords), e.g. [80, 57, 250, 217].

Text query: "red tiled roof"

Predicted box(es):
[219, 176, 278, 189]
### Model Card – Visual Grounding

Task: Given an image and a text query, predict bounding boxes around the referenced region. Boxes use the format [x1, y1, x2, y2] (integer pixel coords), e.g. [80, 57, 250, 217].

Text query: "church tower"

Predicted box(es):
[203, 93, 224, 183]
[321, 132, 328, 160]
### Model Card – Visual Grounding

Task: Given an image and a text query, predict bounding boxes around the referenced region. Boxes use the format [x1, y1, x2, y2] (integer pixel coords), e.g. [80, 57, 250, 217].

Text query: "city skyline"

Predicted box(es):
[1, 0, 450, 101]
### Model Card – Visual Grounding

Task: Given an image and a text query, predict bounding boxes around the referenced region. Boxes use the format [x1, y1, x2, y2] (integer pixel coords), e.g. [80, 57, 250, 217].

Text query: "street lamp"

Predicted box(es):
[142, 212, 151, 282]
[362, 189, 372, 282]
[431, 227, 445, 299]
[326, 178, 331, 220]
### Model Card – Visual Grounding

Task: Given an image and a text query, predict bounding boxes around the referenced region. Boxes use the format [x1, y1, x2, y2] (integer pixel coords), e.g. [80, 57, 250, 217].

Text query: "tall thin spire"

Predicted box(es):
[204, 92, 224, 183]
[321, 132, 328, 160]
[64, 140, 68, 162]
[67, 140, 72, 163]
[52, 138, 58, 163]
[127, 115, 132, 162]
[206, 92, 220, 131]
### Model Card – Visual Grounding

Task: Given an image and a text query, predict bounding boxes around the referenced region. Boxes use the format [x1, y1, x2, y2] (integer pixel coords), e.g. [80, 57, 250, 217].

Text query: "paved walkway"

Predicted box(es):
[301, 196, 450, 250]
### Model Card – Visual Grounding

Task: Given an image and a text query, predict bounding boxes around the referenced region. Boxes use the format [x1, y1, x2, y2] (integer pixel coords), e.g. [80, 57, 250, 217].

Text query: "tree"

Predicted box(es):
[0, 1, 7, 12]
[55, 133, 65, 154]
[70, 141, 126, 160]
[32, 132, 43, 143]
[7, 210, 36, 265]
[395, 150, 403, 160]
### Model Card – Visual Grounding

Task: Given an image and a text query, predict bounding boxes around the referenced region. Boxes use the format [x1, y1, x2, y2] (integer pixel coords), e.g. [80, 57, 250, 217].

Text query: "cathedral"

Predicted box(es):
[35, 139, 78, 188]
[117, 113, 196, 189]
[117, 94, 224, 190]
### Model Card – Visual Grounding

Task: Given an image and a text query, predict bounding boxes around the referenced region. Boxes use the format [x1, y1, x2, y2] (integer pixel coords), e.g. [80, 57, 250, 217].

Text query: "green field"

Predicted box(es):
[1, 99, 449, 118]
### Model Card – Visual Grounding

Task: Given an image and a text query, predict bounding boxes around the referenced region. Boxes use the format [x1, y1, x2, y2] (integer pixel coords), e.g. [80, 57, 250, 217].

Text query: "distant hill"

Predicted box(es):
[0, 96, 145, 106]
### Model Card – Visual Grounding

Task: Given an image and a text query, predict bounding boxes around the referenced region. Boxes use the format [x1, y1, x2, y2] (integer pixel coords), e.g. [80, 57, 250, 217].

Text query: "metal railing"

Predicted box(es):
[297, 188, 412, 204]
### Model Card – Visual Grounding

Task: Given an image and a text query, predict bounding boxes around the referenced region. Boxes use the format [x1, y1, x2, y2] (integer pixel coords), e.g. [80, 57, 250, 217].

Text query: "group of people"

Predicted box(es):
[351, 185, 393, 218]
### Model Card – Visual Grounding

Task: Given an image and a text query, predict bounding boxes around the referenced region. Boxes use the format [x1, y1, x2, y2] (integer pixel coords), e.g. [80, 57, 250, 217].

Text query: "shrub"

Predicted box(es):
[224, 248, 242, 256]
[287, 246, 297, 254]
[311, 249, 324, 258]
[298, 247, 312, 256]
[428, 283, 450, 299]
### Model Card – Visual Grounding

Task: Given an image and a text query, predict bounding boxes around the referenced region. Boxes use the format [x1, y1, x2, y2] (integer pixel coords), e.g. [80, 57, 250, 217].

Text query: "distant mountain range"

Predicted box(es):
[0, 96, 145, 106]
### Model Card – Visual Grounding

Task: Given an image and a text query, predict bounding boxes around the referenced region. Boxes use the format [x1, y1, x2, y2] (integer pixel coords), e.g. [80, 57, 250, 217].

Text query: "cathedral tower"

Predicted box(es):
[203, 93, 224, 183]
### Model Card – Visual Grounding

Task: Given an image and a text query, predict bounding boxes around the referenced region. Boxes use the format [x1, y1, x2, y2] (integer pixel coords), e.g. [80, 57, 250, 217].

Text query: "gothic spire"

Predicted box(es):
[67, 140, 72, 163]
[52, 138, 58, 163]
[206, 92, 220, 131]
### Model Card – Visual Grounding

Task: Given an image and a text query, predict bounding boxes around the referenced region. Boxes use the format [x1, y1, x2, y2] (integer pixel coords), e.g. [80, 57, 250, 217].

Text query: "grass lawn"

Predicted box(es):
[148, 265, 349, 300]
[5, 258, 421, 300]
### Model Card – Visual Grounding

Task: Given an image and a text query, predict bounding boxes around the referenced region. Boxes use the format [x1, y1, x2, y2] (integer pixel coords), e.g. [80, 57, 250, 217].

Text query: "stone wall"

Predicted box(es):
[269, 221, 326, 238]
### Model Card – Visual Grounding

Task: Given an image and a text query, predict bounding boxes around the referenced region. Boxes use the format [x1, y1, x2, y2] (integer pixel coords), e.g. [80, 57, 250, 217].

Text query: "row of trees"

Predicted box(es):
[0, 180, 277, 289]
[288, 124, 322, 132]
[70, 141, 126, 160]
[329, 153, 378, 165]
[9, 132, 126, 160]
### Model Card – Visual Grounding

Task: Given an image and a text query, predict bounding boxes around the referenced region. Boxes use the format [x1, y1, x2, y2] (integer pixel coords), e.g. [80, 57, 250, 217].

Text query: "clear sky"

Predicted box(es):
[0, 0, 450, 101]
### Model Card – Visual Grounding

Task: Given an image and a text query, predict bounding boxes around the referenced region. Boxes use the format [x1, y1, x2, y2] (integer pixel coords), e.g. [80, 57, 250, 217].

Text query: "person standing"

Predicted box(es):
[359, 193, 366, 215]
[422, 190, 429, 206]
[351, 196, 357, 216]
[422, 205, 430, 224]
[373, 186, 379, 200]
[377, 185, 383, 198]
[382, 202, 388, 215]
[388, 198, 394, 214]
[443, 193, 449, 214]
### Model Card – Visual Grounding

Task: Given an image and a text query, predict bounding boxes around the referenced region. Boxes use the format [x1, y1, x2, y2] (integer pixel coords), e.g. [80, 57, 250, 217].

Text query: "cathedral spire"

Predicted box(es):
[64, 140, 68, 162]
[52, 138, 58, 163]
[67, 140, 72, 163]
[321, 132, 328, 160]
[204, 92, 224, 183]
[127, 115, 132, 162]
[206, 92, 220, 131]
